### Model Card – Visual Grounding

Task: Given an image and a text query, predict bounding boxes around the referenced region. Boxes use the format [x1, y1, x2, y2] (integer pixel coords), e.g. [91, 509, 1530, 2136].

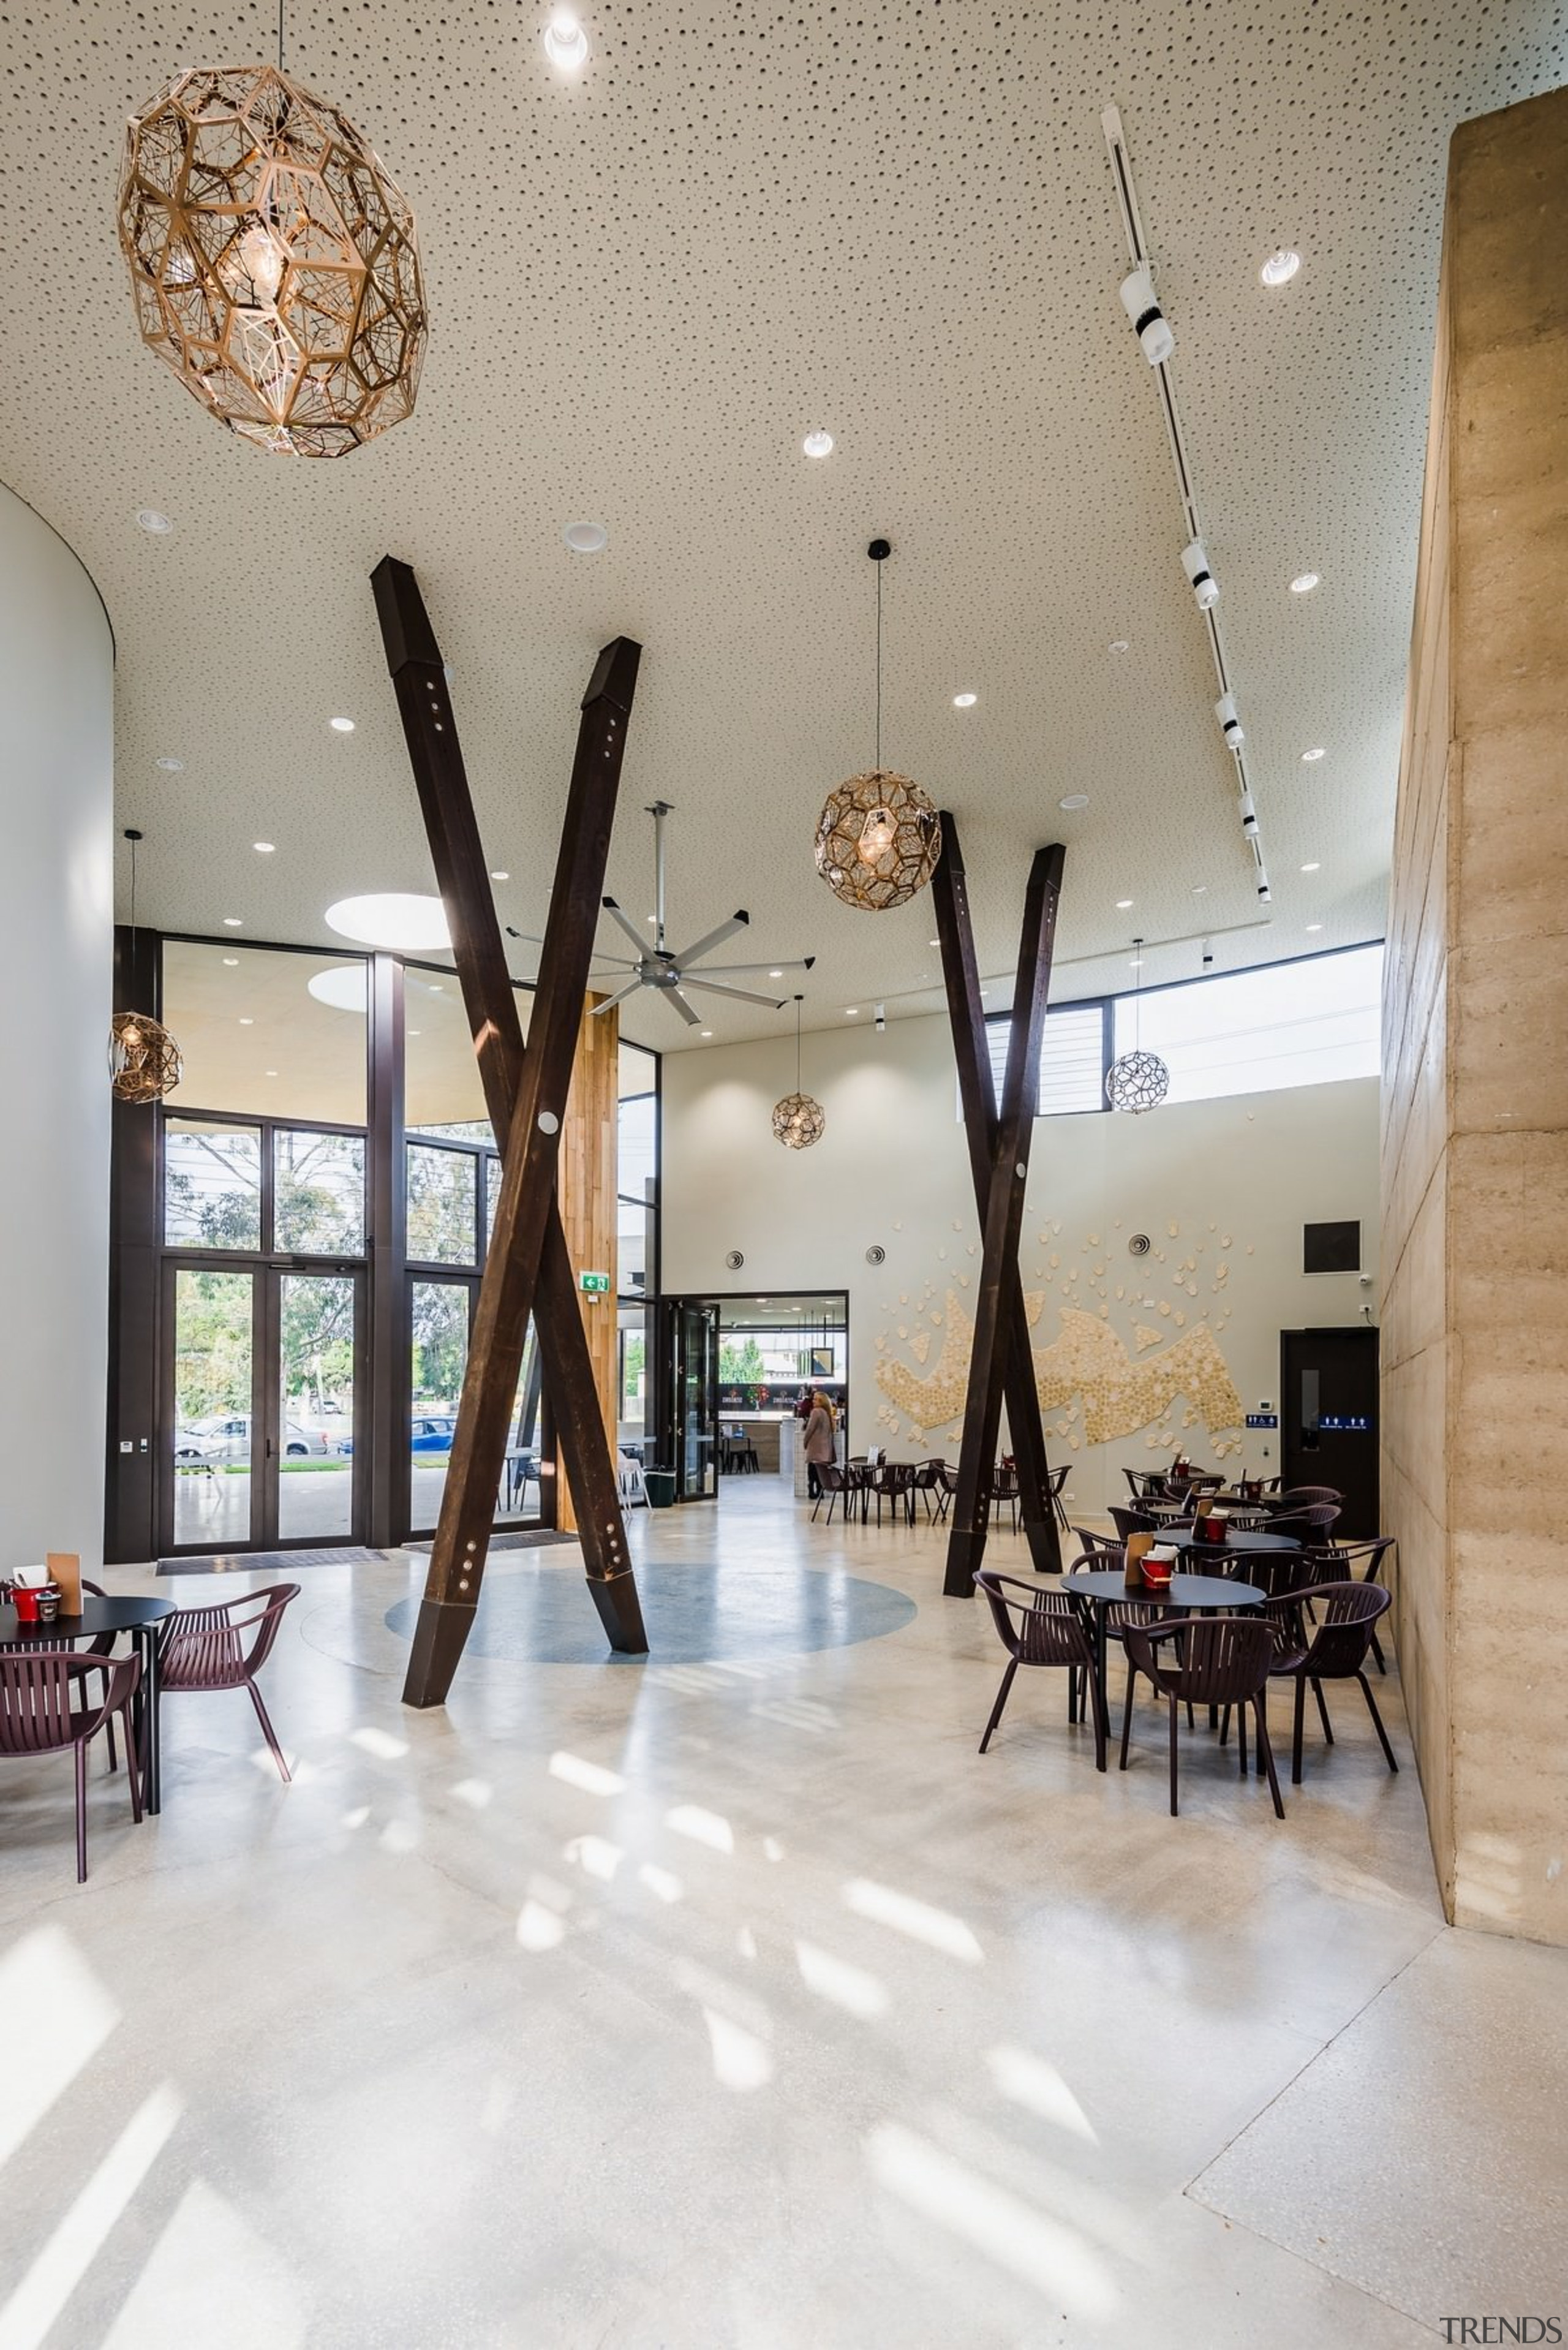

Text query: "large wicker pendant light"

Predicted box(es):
[772, 996, 826, 1149]
[117, 6, 426, 458]
[110, 829, 183, 1105]
[1105, 937, 1169, 1114]
[814, 539, 941, 911]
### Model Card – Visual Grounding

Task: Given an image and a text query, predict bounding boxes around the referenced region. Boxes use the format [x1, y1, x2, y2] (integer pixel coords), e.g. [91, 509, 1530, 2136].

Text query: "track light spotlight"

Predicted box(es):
[874, 1002, 886, 1033]
[1182, 538, 1219, 610]
[1118, 262, 1174, 365]
[1216, 692, 1245, 753]
[1201, 939, 1215, 969]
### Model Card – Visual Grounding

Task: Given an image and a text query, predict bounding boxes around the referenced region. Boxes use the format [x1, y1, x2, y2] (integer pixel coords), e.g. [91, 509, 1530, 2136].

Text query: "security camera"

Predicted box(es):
[1257, 882, 1272, 902]
[1182, 538, 1219, 610]
[1201, 939, 1214, 969]
[874, 1003, 886, 1033]
[1359, 1274, 1374, 1288]
[1119, 263, 1174, 365]
[1215, 692, 1245, 753]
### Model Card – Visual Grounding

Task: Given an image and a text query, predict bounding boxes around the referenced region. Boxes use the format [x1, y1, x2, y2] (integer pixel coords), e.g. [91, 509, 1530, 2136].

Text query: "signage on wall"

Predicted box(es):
[1319, 1414, 1371, 1433]
[1245, 1412, 1279, 1429]
[578, 1271, 610, 1294]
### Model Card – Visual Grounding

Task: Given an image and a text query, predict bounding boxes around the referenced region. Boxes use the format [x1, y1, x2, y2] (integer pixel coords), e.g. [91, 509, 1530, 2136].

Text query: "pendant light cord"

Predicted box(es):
[874, 559, 883, 773]
[278, 0, 285, 72]
[795, 996, 803, 1091]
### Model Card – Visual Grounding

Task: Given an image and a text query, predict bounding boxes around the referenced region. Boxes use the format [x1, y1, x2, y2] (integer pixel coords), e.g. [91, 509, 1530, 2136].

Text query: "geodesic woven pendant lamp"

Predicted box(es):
[814, 541, 941, 912]
[118, 59, 426, 457]
[109, 830, 183, 1105]
[1106, 937, 1169, 1115]
[772, 996, 825, 1149]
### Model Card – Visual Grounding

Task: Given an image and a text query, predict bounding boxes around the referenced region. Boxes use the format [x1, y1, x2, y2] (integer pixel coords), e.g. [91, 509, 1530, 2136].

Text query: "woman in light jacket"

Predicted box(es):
[802, 1391, 837, 1500]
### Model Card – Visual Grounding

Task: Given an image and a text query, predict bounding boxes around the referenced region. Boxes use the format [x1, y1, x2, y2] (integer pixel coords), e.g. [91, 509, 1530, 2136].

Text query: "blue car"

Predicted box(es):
[337, 1415, 458, 1460]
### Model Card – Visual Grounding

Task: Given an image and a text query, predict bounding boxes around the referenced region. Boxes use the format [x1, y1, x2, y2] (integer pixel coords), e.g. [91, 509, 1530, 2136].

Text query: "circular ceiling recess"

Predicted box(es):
[324, 893, 451, 950]
[564, 521, 608, 554]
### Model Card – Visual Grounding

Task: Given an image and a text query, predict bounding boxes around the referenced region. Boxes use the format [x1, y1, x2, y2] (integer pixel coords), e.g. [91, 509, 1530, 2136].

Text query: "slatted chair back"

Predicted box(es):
[1109, 1506, 1155, 1543]
[974, 1573, 1091, 1670]
[1069, 1533, 1121, 1565]
[1275, 1486, 1343, 1507]
[0, 1651, 90, 1753]
[159, 1583, 299, 1691]
[1293, 1581, 1390, 1679]
[1267, 1502, 1341, 1547]
[1123, 1615, 1273, 1709]
[1325, 1535, 1396, 1586]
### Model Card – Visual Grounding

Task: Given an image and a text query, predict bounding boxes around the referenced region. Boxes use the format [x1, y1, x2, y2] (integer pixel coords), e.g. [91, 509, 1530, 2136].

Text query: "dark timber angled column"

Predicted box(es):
[372, 557, 647, 1701]
[933, 828, 1066, 1596]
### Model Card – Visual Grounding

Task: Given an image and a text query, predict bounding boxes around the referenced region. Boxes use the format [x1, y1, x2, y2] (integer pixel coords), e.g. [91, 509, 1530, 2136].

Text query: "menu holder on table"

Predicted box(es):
[1124, 1532, 1153, 1589]
[47, 1553, 82, 1614]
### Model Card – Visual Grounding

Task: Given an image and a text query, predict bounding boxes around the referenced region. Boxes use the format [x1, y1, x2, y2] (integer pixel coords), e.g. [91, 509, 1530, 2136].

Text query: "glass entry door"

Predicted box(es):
[675, 1300, 720, 1500]
[407, 1275, 546, 1537]
[163, 1261, 363, 1553]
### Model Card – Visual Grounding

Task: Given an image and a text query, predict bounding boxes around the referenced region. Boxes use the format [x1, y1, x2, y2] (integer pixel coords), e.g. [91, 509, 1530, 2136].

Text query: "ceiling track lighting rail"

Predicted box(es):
[1101, 105, 1272, 907]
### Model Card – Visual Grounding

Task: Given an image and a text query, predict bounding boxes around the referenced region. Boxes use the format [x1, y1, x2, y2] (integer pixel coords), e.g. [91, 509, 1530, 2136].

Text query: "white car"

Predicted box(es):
[175, 1415, 330, 1462]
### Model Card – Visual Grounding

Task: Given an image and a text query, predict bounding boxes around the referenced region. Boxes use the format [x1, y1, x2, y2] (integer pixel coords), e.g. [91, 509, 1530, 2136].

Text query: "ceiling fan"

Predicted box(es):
[578, 801, 815, 1028]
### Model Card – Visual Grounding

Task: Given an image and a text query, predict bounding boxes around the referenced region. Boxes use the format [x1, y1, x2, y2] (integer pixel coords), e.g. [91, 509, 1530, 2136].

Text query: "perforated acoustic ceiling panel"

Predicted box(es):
[0, 2, 1562, 1046]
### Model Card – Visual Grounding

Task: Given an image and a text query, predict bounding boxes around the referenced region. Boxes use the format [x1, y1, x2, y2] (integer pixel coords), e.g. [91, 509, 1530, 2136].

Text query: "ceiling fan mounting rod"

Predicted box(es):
[647, 798, 673, 953]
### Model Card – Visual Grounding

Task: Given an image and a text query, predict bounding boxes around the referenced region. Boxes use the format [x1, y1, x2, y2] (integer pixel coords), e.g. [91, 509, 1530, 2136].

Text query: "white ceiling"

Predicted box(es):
[2, 1, 1563, 1048]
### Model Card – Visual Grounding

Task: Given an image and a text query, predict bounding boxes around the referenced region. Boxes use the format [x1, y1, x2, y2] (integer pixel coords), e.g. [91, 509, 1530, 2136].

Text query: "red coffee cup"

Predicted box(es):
[12, 1585, 41, 1624]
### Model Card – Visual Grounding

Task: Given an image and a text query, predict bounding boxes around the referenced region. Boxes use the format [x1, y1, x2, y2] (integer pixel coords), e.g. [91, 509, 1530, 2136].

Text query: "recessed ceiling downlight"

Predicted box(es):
[307, 965, 370, 1013]
[330, 716, 355, 733]
[1059, 793, 1090, 812]
[802, 431, 834, 459]
[1302, 746, 1327, 763]
[1260, 248, 1301, 286]
[1289, 571, 1321, 595]
[952, 692, 978, 708]
[564, 520, 608, 554]
[325, 893, 451, 950]
[156, 755, 185, 773]
[543, 9, 589, 71]
[136, 508, 173, 534]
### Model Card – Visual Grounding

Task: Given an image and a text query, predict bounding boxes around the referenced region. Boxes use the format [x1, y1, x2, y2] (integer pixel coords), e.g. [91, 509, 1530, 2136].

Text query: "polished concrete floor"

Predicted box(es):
[2, 1484, 1563, 2348]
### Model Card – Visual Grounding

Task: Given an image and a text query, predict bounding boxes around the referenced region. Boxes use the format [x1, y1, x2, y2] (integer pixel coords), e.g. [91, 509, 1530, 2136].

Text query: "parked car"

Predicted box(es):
[337, 1414, 455, 1462]
[175, 1415, 330, 1462]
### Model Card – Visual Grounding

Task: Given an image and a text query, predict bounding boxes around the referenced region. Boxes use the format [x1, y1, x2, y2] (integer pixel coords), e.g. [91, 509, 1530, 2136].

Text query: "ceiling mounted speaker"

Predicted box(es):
[1128, 1233, 1152, 1257]
[865, 1245, 886, 1266]
[725, 1250, 744, 1271]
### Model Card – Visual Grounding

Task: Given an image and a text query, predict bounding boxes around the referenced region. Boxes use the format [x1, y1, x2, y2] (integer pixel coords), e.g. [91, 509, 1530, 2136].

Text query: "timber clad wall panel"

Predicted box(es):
[1381, 85, 1568, 1945]
[558, 994, 619, 1534]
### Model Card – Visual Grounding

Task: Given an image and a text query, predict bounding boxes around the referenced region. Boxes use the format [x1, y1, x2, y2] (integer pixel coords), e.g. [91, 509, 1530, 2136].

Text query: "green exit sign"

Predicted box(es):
[579, 1271, 610, 1294]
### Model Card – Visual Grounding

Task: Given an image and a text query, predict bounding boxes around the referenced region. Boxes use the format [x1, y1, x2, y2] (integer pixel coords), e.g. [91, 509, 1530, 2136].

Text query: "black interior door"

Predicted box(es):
[674, 1300, 720, 1500]
[1280, 1325, 1379, 1536]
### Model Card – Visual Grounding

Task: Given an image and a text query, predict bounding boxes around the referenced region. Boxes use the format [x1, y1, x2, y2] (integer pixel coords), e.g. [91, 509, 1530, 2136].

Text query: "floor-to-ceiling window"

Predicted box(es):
[109, 933, 657, 1559]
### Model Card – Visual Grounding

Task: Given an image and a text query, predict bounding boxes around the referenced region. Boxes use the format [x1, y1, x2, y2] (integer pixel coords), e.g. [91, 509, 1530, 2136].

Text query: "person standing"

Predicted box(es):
[802, 1390, 837, 1500]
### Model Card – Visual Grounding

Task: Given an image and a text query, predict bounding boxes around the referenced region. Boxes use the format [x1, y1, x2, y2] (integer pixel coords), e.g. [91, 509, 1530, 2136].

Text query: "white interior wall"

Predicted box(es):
[660, 1011, 1379, 1517]
[0, 483, 114, 1574]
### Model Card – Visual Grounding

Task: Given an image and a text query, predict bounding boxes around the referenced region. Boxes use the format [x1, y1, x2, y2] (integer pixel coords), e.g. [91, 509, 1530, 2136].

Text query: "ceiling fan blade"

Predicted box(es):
[680, 977, 788, 1009]
[589, 979, 646, 1015]
[674, 910, 749, 966]
[601, 896, 653, 957]
[666, 986, 703, 1027]
[684, 956, 815, 978]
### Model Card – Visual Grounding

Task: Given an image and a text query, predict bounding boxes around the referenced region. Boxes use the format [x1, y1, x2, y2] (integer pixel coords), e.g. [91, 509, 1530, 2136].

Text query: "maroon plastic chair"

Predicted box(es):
[157, 1584, 300, 1783]
[1120, 1616, 1284, 1819]
[1267, 1502, 1342, 1549]
[1316, 1537, 1396, 1672]
[1109, 1505, 1155, 1543]
[974, 1571, 1106, 1769]
[1267, 1581, 1397, 1783]
[0, 1650, 143, 1880]
[810, 1462, 852, 1525]
[1069, 1527, 1121, 1563]
[1273, 1486, 1343, 1508]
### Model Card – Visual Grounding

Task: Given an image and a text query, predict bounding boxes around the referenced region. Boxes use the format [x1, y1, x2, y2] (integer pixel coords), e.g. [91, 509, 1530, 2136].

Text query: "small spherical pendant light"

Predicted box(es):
[1106, 937, 1169, 1114]
[110, 831, 183, 1105]
[814, 542, 941, 912]
[773, 996, 825, 1149]
[118, 48, 426, 458]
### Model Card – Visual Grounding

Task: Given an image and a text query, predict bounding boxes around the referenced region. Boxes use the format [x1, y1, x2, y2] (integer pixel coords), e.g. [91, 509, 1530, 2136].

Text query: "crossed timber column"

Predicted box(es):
[932, 822, 1066, 1597]
[371, 557, 647, 1704]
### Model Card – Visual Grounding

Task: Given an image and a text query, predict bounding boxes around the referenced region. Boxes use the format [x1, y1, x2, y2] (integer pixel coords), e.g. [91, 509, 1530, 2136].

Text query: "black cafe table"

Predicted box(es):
[1064, 1570, 1265, 1743]
[1172, 1529, 1301, 1558]
[0, 1596, 175, 1814]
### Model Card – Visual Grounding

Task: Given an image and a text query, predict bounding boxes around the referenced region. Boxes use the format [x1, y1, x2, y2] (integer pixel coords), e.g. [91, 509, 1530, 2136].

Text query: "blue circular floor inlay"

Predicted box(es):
[385, 1561, 917, 1664]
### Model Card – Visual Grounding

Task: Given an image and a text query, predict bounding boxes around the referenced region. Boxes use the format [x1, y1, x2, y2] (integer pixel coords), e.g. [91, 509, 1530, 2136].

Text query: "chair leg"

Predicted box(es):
[249, 1680, 292, 1784]
[1253, 1697, 1286, 1819]
[104, 1693, 118, 1774]
[1358, 1671, 1399, 1772]
[75, 1741, 88, 1883]
[1237, 1699, 1249, 1779]
[1292, 1673, 1306, 1784]
[1119, 1666, 1139, 1770]
[1219, 1704, 1231, 1747]
[1066, 1659, 1079, 1725]
[1311, 1677, 1335, 1746]
[979, 1659, 1019, 1754]
[1369, 1630, 1387, 1676]
[1168, 1694, 1180, 1817]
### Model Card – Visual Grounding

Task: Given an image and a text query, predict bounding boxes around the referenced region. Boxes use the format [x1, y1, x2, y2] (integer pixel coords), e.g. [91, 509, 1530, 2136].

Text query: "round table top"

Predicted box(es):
[1172, 1529, 1300, 1556]
[1065, 1570, 1263, 1610]
[0, 1595, 175, 1643]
